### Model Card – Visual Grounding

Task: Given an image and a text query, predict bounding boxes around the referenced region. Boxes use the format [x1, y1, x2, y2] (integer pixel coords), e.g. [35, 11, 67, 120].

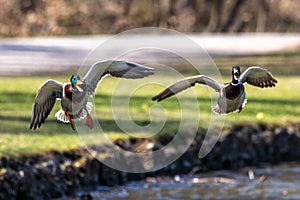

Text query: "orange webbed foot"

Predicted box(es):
[84, 108, 93, 129]
[238, 105, 243, 113]
[65, 112, 76, 131]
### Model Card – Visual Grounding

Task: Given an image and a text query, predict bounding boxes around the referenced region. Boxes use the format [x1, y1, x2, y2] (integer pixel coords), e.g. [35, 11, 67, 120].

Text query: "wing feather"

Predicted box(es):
[30, 80, 63, 130]
[240, 66, 277, 88]
[83, 60, 154, 95]
[152, 75, 223, 102]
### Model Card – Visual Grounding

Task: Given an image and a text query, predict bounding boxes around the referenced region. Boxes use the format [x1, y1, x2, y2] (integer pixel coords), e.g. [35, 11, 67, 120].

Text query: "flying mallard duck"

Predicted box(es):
[152, 66, 277, 114]
[30, 60, 154, 130]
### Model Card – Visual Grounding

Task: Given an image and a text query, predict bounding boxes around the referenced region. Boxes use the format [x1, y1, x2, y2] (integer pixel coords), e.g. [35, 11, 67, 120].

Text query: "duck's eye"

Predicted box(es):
[71, 77, 77, 85]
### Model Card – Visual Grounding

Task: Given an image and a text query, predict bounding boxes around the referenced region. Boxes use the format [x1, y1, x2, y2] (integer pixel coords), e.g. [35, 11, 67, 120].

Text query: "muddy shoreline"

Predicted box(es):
[1, 123, 300, 200]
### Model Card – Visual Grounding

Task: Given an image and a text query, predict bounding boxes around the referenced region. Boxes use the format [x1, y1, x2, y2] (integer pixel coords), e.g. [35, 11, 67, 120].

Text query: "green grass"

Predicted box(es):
[0, 73, 299, 156]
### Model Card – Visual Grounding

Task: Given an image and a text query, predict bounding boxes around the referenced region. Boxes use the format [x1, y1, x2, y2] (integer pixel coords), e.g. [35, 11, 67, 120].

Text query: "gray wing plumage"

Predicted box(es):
[30, 80, 63, 130]
[152, 75, 223, 102]
[240, 66, 277, 88]
[83, 60, 154, 95]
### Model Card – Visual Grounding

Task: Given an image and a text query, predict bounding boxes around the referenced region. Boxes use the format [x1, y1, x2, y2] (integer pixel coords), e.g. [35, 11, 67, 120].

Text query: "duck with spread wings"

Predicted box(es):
[30, 60, 154, 130]
[152, 66, 277, 114]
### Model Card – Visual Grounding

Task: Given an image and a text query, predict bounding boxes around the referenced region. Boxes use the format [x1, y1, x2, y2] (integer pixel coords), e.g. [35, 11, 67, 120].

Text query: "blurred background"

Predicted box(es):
[1, 0, 300, 37]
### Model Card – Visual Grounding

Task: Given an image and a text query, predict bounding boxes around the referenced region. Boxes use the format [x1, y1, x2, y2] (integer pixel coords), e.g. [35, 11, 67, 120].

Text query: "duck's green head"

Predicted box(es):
[232, 66, 241, 82]
[70, 75, 81, 87]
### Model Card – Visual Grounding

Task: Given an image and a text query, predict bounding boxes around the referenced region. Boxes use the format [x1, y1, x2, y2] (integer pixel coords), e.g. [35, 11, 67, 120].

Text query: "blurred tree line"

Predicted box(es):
[0, 0, 299, 37]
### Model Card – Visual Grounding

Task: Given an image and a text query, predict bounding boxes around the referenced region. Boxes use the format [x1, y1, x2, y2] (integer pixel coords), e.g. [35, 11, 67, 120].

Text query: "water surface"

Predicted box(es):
[69, 163, 300, 200]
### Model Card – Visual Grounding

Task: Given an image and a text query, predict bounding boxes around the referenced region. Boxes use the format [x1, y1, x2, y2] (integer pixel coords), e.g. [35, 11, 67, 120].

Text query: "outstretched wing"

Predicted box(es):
[30, 80, 63, 130]
[240, 66, 277, 88]
[152, 75, 223, 102]
[83, 60, 154, 95]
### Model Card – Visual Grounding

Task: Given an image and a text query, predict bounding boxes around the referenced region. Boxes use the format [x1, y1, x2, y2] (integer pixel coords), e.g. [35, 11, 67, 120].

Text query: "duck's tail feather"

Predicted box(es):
[55, 109, 70, 123]
[212, 99, 248, 114]
[55, 102, 93, 122]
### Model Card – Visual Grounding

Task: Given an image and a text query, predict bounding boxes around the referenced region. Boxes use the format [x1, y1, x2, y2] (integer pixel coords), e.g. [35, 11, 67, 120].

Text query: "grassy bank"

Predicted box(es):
[0, 73, 299, 156]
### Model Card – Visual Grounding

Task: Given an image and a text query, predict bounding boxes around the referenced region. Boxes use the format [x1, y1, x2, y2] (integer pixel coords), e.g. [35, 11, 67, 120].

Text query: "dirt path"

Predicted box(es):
[1, 34, 300, 76]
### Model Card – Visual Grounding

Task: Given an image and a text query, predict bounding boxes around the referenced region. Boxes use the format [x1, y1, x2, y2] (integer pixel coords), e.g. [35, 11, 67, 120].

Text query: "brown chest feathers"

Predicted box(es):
[224, 83, 244, 100]
[64, 84, 86, 102]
